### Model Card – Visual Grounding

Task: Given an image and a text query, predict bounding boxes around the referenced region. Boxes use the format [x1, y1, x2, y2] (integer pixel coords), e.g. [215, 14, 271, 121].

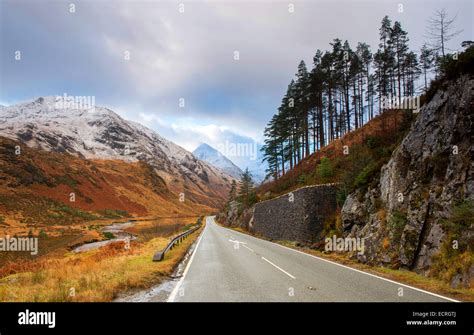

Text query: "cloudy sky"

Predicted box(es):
[1, 0, 472, 159]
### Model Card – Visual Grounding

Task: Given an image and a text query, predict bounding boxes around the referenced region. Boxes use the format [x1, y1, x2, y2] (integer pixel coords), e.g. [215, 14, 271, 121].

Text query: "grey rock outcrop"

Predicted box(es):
[342, 75, 474, 284]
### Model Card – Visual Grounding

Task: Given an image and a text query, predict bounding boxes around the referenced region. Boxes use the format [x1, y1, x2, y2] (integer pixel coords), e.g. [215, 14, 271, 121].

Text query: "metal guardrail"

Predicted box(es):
[152, 223, 202, 262]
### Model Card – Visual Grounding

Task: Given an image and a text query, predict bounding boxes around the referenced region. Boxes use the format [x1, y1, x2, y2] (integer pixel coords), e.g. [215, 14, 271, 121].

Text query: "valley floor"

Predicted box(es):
[0, 219, 202, 302]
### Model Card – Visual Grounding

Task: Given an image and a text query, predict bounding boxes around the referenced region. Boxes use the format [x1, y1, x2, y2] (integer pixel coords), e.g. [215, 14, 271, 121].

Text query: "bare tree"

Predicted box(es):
[425, 9, 463, 57]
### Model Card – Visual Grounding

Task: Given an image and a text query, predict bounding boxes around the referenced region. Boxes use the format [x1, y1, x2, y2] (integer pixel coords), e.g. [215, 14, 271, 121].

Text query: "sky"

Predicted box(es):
[0, 0, 472, 166]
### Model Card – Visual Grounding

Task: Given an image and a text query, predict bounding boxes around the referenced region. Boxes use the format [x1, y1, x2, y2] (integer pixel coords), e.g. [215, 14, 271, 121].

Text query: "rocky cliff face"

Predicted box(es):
[342, 75, 474, 285]
[218, 200, 255, 231]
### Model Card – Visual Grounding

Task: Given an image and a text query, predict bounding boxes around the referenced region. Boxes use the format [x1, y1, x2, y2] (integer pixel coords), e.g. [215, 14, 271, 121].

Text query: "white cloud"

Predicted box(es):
[138, 112, 166, 126]
[2, 0, 473, 152]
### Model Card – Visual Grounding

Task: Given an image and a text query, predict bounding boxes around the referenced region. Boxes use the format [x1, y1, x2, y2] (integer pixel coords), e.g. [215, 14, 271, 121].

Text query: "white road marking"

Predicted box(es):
[273, 243, 459, 302]
[167, 221, 206, 302]
[213, 219, 459, 302]
[261, 256, 296, 279]
[228, 239, 247, 245]
[242, 244, 255, 252]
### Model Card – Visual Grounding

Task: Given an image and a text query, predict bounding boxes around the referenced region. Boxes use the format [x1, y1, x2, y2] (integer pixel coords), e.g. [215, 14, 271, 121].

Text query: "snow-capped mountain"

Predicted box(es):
[0, 96, 233, 204]
[193, 143, 243, 180]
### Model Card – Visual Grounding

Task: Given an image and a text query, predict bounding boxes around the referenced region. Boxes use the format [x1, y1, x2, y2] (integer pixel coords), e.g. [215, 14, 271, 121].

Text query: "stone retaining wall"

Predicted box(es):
[251, 184, 338, 243]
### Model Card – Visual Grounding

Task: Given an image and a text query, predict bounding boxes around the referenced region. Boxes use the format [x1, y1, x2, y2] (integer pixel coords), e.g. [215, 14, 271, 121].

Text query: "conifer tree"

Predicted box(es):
[238, 168, 254, 206]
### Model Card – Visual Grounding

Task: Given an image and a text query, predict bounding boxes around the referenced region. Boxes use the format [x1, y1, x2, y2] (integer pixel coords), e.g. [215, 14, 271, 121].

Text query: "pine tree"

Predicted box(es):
[356, 42, 372, 122]
[403, 51, 420, 96]
[420, 44, 435, 91]
[375, 16, 395, 110]
[391, 21, 409, 101]
[310, 50, 326, 150]
[295, 60, 311, 159]
[262, 15, 416, 180]
[238, 168, 254, 206]
[321, 50, 335, 141]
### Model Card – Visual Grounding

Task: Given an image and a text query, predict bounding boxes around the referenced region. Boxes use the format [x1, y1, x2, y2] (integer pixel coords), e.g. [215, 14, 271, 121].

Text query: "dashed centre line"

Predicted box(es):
[261, 256, 296, 279]
[228, 235, 295, 280]
[242, 244, 255, 252]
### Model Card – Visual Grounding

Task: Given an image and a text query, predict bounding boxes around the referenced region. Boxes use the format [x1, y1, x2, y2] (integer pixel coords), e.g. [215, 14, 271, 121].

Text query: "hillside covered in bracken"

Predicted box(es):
[0, 136, 216, 226]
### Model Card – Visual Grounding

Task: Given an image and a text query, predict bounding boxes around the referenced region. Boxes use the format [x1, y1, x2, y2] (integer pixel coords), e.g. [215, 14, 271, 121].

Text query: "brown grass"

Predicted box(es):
[377, 208, 387, 223]
[0, 228, 202, 302]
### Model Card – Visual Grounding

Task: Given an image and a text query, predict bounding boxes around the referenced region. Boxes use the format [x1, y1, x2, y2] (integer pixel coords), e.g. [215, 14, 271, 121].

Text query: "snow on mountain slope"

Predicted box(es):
[240, 149, 267, 184]
[226, 145, 267, 184]
[193, 143, 243, 180]
[0, 96, 233, 205]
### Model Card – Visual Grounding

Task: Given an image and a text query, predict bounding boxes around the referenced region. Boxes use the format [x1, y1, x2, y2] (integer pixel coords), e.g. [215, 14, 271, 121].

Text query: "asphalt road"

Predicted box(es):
[168, 216, 456, 302]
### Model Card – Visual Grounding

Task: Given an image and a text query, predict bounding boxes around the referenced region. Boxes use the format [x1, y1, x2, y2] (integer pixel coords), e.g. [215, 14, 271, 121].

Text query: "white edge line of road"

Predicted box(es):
[167, 222, 206, 303]
[227, 225, 460, 303]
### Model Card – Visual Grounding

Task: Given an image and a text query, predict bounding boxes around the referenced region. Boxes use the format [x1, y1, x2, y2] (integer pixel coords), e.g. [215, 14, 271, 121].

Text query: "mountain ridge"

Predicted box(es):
[0, 96, 234, 202]
[192, 143, 243, 180]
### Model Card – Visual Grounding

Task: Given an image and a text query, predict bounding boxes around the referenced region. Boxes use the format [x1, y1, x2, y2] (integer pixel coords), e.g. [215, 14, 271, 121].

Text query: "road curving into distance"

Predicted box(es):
[168, 216, 457, 302]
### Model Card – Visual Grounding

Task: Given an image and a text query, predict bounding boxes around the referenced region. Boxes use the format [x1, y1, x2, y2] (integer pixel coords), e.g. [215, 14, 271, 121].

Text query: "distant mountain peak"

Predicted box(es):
[196, 142, 213, 150]
[193, 143, 242, 180]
